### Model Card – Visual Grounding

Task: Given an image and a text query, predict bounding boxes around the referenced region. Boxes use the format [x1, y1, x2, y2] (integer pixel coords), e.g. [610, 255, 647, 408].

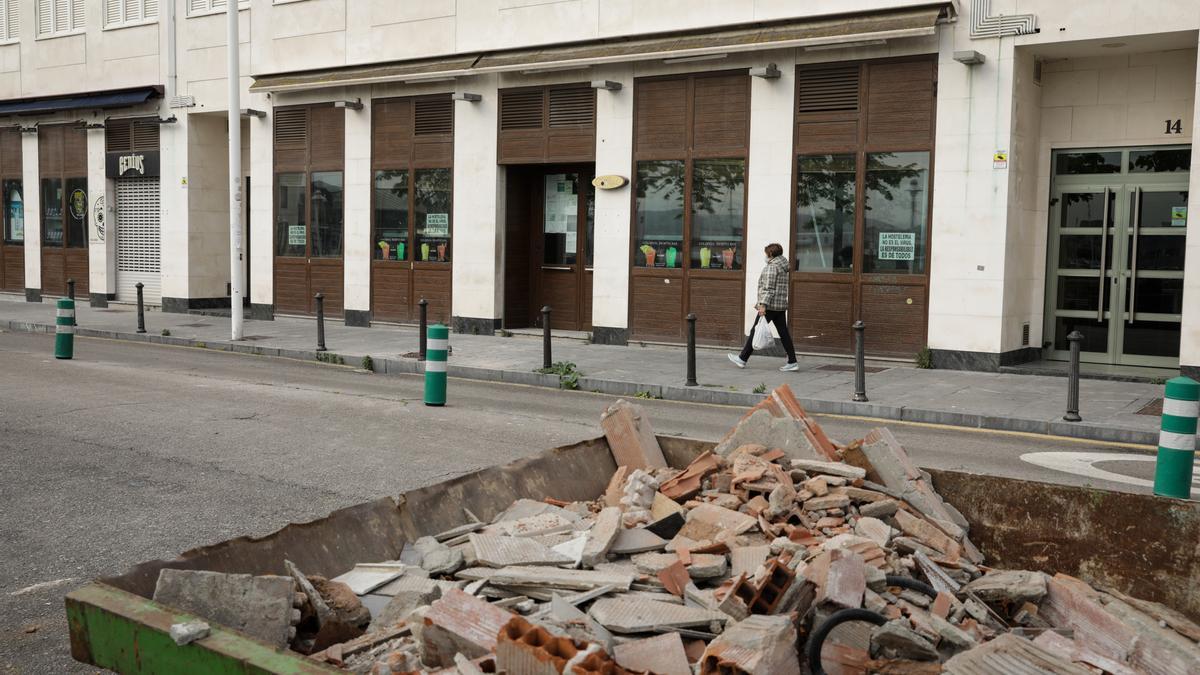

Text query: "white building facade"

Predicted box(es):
[0, 0, 1198, 376]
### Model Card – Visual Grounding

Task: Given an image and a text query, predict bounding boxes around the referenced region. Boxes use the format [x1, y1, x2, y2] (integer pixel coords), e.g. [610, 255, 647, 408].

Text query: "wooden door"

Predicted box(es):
[536, 167, 594, 331]
[39, 125, 89, 297]
[0, 130, 23, 292]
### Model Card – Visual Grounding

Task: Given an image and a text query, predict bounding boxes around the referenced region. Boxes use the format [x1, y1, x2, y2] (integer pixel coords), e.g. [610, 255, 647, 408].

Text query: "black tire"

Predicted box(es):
[885, 575, 938, 599]
[805, 608, 887, 675]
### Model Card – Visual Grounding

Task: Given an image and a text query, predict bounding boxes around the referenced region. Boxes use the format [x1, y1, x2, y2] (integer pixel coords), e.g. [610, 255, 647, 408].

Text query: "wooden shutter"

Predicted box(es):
[273, 107, 308, 169]
[499, 89, 544, 131]
[548, 86, 594, 128]
[132, 120, 159, 150]
[634, 78, 687, 155]
[308, 105, 344, 169]
[414, 97, 452, 136]
[797, 66, 860, 114]
[692, 74, 748, 151]
[372, 99, 411, 166]
[865, 60, 934, 146]
[106, 119, 133, 152]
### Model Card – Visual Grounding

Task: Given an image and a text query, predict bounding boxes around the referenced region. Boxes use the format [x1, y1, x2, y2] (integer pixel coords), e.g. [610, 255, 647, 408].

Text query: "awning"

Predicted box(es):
[0, 86, 163, 116]
[251, 4, 953, 93]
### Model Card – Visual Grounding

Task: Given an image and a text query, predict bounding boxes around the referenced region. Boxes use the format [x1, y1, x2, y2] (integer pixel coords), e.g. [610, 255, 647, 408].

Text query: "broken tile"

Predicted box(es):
[610, 526, 667, 555]
[589, 596, 727, 634]
[894, 510, 960, 558]
[420, 588, 515, 668]
[943, 633, 1091, 675]
[700, 614, 801, 675]
[633, 552, 728, 579]
[790, 459, 867, 480]
[871, 620, 940, 661]
[714, 385, 839, 461]
[613, 632, 691, 675]
[660, 451, 722, 501]
[493, 512, 574, 538]
[651, 492, 686, 520]
[330, 563, 407, 595]
[487, 565, 634, 592]
[604, 466, 631, 508]
[580, 506, 622, 568]
[659, 560, 691, 597]
[601, 399, 667, 470]
[803, 494, 851, 511]
[688, 503, 758, 535]
[729, 545, 770, 579]
[468, 533, 571, 568]
[853, 516, 893, 548]
[821, 549, 866, 610]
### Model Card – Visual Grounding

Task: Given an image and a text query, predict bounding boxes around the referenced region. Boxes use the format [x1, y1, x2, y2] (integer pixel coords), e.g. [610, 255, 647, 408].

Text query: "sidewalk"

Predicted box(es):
[0, 293, 1165, 445]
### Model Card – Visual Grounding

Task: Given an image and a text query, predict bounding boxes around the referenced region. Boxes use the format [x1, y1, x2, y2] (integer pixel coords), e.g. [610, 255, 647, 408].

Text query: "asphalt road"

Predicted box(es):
[0, 331, 1158, 673]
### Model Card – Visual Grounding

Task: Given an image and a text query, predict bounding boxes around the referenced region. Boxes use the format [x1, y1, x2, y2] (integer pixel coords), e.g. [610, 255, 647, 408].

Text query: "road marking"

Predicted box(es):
[816, 414, 1156, 452]
[1020, 451, 1200, 496]
[10, 577, 77, 596]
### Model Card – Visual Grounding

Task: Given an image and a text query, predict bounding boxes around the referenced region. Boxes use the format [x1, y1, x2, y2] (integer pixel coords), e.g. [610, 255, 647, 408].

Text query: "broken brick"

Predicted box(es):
[601, 399, 667, 470]
[420, 588, 515, 668]
[700, 614, 800, 675]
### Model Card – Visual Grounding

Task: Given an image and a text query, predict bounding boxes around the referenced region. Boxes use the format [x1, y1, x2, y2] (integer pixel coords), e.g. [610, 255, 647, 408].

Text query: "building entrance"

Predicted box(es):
[1046, 146, 1190, 367]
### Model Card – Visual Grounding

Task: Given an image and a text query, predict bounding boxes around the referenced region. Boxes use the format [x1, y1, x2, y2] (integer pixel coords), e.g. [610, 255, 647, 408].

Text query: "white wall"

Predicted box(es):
[590, 63, 634, 331]
[343, 87, 372, 317]
[20, 131, 38, 291]
[1179, 35, 1200, 370]
[248, 103, 273, 308]
[85, 128, 111, 297]
[451, 74, 504, 323]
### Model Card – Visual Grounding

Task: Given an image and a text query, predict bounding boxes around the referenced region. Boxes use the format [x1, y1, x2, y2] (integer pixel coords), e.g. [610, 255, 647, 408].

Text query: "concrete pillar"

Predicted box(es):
[249, 103, 274, 319]
[744, 53, 797, 336]
[591, 64, 634, 345]
[343, 88, 372, 327]
[926, 31, 1015, 370]
[450, 74, 503, 335]
[21, 131, 39, 301]
[159, 112, 190, 303]
[85, 126, 114, 306]
[1179, 39, 1200, 379]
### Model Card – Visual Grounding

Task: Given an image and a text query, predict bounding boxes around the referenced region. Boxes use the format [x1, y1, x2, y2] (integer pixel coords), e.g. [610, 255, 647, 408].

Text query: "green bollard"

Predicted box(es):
[423, 323, 448, 406]
[55, 297, 75, 360]
[1153, 376, 1198, 499]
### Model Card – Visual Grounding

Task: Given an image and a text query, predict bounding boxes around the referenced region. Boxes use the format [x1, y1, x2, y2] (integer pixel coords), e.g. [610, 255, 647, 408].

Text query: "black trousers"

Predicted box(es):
[739, 310, 797, 363]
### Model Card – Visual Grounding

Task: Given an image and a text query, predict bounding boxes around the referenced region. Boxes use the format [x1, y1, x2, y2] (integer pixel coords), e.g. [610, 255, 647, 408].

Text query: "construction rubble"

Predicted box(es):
[153, 387, 1200, 674]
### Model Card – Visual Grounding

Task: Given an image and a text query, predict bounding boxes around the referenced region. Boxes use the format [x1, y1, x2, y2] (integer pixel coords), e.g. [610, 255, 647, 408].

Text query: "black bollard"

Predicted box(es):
[541, 306, 552, 370]
[66, 278, 75, 301]
[852, 320, 868, 402]
[685, 313, 698, 387]
[418, 298, 428, 361]
[1064, 330, 1082, 421]
[135, 282, 146, 334]
[315, 293, 327, 352]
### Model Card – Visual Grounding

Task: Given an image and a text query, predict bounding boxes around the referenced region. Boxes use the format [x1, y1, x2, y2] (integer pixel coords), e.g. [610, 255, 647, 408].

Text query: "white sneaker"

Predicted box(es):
[779, 362, 799, 372]
[727, 353, 746, 369]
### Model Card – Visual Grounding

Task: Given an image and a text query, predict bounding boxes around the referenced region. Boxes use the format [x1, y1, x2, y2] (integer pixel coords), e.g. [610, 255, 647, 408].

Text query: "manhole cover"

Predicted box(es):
[816, 364, 889, 374]
[179, 322, 212, 328]
[1135, 398, 1163, 416]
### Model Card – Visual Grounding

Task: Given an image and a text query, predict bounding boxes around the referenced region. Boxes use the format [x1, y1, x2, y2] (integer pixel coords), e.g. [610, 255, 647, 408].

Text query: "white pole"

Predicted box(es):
[227, 0, 243, 340]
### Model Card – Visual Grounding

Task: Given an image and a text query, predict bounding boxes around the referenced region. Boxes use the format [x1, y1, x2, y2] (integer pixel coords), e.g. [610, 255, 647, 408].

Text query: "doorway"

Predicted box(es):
[1045, 146, 1190, 367]
[115, 177, 161, 304]
[503, 165, 594, 331]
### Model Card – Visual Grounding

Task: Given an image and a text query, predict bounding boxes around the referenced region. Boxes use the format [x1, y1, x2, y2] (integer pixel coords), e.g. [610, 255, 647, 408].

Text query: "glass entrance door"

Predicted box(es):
[1046, 147, 1190, 367]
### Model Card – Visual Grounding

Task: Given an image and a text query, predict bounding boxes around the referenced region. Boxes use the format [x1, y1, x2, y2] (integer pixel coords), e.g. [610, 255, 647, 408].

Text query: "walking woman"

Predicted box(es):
[728, 243, 798, 371]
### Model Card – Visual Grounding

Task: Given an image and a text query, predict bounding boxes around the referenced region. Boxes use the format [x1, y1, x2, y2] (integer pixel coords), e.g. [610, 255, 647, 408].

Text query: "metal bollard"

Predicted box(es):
[424, 323, 449, 406]
[66, 278, 75, 301]
[1063, 331, 1082, 422]
[55, 297, 75, 359]
[1153, 376, 1198, 499]
[852, 320, 868, 402]
[418, 298, 428, 361]
[541, 306, 552, 370]
[685, 313, 698, 387]
[135, 282, 147, 334]
[314, 293, 327, 352]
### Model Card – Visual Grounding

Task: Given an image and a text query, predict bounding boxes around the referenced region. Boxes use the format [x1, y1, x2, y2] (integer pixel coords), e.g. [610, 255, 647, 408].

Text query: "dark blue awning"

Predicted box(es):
[0, 86, 163, 116]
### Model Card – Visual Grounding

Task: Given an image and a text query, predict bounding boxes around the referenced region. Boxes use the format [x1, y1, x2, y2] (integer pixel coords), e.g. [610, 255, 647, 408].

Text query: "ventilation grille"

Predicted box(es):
[414, 97, 452, 136]
[1022, 322, 1030, 346]
[548, 87, 594, 128]
[274, 108, 308, 148]
[106, 119, 161, 152]
[500, 89, 545, 130]
[797, 66, 860, 114]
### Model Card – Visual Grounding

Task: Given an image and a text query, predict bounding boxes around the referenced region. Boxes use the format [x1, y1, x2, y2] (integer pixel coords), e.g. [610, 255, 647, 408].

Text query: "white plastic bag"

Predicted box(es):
[752, 319, 774, 351]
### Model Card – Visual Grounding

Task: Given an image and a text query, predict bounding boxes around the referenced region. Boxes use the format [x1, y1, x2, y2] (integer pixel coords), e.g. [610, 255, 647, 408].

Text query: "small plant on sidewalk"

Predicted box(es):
[915, 346, 934, 369]
[361, 355, 374, 371]
[634, 390, 662, 400]
[537, 361, 581, 390]
[161, 329, 171, 336]
[753, 382, 767, 394]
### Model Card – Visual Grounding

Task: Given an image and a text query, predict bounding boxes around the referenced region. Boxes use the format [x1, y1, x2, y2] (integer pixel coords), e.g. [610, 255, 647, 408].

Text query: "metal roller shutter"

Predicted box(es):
[115, 177, 161, 304]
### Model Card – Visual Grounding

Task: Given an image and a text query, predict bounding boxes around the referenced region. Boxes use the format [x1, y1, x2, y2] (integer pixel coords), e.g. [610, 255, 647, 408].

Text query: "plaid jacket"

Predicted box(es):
[757, 255, 790, 311]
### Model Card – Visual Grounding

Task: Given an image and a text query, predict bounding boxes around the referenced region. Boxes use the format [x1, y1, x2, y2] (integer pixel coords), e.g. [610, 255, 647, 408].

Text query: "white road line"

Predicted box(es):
[9, 577, 77, 596]
[1020, 452, 1200, 496]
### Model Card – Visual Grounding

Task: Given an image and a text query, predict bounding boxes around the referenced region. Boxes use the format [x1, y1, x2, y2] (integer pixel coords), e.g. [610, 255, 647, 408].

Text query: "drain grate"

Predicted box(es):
[1135, 398, 1163, 416]
[816, 364, 889, 374]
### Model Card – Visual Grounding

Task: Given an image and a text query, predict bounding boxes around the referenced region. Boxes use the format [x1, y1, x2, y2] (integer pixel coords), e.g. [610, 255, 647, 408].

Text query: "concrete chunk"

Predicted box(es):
[853, 516, 894, 547]
[633, 552, 728, 579]
[153, 569, 296, 649]
[894, 509, 960, 558]
[414, 536, 465, 575]
[714, 409, 822, 461]
[803, 494, 851, 511]
[420, 588, 515, 668]
[791, 459, 867, 480]
[468, 533, 572, 568]
[614, 632, 691, 675]
[943, 633, 1091, 675]
[700, 614, 801, 675]
[821, 549, 866, 610]
[611, 527, 667, 555]
[589, 596, 727, 633]
[581, 507, 622, 568]
[330, 563, 406, 595]
[870, 619, 940, 661]
[859, 498, 901, 518]
[601, 399, 667, 470]
[962, 569, 1047, 605]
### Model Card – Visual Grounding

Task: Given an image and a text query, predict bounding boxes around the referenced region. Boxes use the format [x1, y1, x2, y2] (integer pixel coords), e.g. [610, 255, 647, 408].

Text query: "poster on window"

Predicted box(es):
[638, 240, 680, 268]
[1172, 206, 1188, 227]
[425, 213, 449, 237]
[288, 225, 306, 246]
[878, 232, 916, 261]
[698, 242, 737, 270]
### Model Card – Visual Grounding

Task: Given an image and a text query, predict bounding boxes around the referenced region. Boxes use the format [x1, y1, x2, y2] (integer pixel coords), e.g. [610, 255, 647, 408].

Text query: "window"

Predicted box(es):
[41, 178, 63, 246]
[36, 0, 84, 36]
[0, 0, 20, 41]
[543, 173, 579, 266]
[3, 179, 22, 243]
[414, 168, 451, 262]
[863, 152, 929, 274]
[373, 170, 408, 261]
[65, 177, 87, 248]
[634, 160, 684, 268]
[796, 154, 856, 273]
[105, 0, 158, 27]
[274, 173, 305, 257]
[187, 0, 247, 16]
[310, 171, 343, 258]
[690, 158, 745, 270]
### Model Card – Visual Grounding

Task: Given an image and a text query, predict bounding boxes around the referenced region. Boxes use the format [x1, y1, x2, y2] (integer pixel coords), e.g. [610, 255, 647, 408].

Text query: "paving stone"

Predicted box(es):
[153, 569, 297, 649]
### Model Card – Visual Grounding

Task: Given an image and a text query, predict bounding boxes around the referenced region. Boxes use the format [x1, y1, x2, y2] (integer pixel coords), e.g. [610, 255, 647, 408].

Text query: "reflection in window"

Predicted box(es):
[1055, 151, 1121, 175]
[690, 158, 745, 270]
[373, 170, 409, 261]
[275, 173, 307, 257]
[65, 178, 87, 249]
[1129, 149, 1191, 173]
[41, 178, 64, 248]
[796, 154, 855, 273]
[1060, 192, 1112, 228]
[4, 179, 23, 244]
[311, 172, 344, 258]
[543, 173, 579, 266]
[634, 160, 685, 268]
[414, 168, 451, 263]
[585, 184, 595, 266]
[863, 152, 929, 274]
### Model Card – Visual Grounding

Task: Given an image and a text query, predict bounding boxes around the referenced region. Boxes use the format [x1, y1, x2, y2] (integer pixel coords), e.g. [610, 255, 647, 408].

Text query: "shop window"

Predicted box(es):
[373, 170, 409, 261]
[690, 158, 744, 270]
[3, 179, 22, 244]
[795, 154, 856, 273]
[863, 152, 928, 275]
[543, 173, 578, 266]
[40, 178, 63, 246]
[65, 177, 86, 248]
[274, 172, 306, 257]
[1055, 151, 1121, 175]
[414, 168, 451, 262]
[1129, 149, 1191, 173]
[310, 171, 343, 258]
[634, 160, 684, 268]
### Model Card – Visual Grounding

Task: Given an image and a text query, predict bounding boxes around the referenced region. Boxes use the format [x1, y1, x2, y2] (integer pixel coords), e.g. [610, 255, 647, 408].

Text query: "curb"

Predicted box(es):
[2, 319, 1159, 447]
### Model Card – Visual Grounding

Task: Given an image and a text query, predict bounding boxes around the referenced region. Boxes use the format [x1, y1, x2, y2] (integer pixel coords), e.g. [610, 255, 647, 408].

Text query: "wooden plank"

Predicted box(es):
[309, 261, 344, 317]
[860, 281, 926, 357]
[635, 78, 687, 156]
[693, 74, 749, 152]
[630, 273, 683, 342]
[866, 59, 935, 148]
[791, 279, 853, 355]
[273, 259, 309, 314]
[687, 276, 742, 347]
[371, 263, 412, 322]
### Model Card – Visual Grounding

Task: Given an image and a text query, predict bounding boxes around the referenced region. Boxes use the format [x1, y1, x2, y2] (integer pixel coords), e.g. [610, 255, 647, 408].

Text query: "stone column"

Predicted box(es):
[591, 64, 634, 345]
[1178, 40, 1200, 379]
[21, 130, 39, 301]
[248, 99, 274, 320]
[343, 88, 372, 327]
